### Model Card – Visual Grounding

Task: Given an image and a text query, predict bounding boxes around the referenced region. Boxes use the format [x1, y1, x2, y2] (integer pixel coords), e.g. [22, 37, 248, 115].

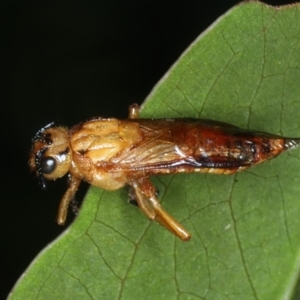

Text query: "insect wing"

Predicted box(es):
[111, 119, 297, 175]
[111, 119, 249, 174]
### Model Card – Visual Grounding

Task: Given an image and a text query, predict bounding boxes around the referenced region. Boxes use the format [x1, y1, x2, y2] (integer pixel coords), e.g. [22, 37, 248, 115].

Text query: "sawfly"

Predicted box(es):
[29, 104, 300, 241]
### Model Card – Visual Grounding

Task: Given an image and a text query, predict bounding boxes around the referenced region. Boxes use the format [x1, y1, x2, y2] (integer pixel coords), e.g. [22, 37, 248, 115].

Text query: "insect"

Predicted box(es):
[29, 104, 300, 241]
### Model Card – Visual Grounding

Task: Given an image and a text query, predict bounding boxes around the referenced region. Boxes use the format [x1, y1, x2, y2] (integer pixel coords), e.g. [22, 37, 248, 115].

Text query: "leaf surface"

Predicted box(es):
[9, 2, 300, 299]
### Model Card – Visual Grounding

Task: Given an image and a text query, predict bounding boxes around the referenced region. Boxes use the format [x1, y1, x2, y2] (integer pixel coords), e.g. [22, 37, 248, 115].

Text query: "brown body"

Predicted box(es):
[29, 104, 300, 241]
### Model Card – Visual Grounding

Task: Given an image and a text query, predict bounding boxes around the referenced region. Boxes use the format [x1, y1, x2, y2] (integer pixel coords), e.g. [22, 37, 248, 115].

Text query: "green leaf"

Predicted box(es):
[9, 2, 300, 299]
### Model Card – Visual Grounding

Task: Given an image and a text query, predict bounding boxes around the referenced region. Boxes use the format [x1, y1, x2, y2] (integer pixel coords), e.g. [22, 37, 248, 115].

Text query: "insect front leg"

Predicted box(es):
[57, 174, 81, 225]
[128, 177, 191, 241]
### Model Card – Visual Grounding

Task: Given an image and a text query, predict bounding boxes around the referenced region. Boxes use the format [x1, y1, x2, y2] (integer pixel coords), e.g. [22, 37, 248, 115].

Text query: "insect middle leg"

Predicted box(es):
[128, 186, 159, 207]
[128, 103, 140, 119]
[128, 176, 191, 241]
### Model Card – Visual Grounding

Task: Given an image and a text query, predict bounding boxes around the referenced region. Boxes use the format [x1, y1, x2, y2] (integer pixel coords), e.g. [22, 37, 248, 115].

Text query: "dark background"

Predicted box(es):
[1, 0, 296, 298]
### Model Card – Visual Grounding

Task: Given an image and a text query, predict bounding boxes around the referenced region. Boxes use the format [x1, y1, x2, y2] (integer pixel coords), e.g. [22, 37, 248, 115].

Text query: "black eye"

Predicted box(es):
[40, 157, 56, 174]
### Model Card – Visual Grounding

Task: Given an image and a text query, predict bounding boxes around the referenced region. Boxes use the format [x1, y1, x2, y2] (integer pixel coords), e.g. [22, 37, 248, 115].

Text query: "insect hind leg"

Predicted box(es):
[128, 186, 159, 207]
[128, 177, 191, 241]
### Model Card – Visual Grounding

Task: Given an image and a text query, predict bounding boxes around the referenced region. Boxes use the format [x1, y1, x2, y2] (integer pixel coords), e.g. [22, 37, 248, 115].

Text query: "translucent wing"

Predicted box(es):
[112, 119, 289, 175]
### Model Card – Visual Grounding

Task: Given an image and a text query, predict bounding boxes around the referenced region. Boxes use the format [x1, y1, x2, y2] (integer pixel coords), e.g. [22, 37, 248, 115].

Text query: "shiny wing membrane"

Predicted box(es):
[112, 119, 258, 174]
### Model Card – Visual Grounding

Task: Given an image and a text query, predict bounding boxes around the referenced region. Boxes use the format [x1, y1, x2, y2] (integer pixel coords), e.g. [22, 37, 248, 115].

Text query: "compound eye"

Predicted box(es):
[40, 157, 56, 174]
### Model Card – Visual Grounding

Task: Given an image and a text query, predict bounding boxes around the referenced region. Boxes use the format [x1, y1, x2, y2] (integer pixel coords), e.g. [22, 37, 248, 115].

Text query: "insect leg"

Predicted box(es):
[128, 103, 140, 119]
[128, 186, 138, 206]
[70, 196, 80, 215]
[128, 186, 159, 207]
[57, 175, 81, 225]
[129, 177, 191, 241]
